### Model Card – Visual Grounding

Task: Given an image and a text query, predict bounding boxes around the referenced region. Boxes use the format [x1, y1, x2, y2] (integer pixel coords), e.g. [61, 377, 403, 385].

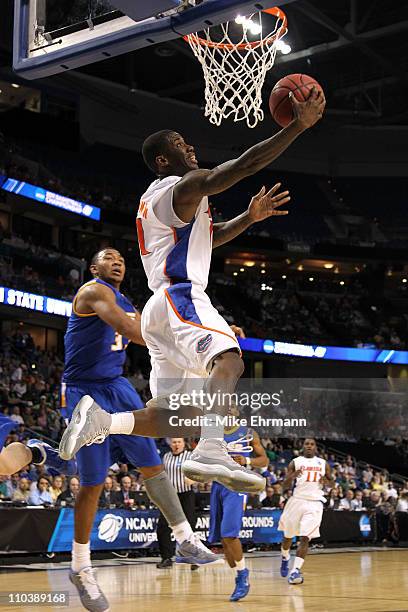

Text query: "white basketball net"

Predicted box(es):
[185, 10, 287, 128]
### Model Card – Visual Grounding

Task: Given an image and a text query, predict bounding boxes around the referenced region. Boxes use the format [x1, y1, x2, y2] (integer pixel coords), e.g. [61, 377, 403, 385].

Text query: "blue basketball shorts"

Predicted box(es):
[208, 481, 247, 542]
[0, 415, 16, 452]
[63, 377, 161, 486]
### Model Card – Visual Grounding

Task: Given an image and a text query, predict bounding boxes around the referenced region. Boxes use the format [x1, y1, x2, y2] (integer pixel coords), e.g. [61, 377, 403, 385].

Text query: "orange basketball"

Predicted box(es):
[269, 73, 324, 127]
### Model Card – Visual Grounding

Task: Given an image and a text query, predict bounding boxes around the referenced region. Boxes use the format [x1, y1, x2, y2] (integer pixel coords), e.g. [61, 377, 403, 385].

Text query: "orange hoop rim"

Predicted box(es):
[183, 6, 287, 50]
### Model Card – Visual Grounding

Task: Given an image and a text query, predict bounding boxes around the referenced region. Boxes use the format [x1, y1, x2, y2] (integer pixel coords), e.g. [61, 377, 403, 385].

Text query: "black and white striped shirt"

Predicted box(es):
[163, 449, 193, 493]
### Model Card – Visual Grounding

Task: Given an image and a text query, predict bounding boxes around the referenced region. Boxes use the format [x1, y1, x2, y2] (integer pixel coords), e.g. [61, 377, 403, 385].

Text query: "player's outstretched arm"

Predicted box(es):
[173, 89, 324, 222]
[320, 463, 335, 489]
[281, 461, 303, 491]
[75, 283, 145, 345]
[212, 183, 291, 248]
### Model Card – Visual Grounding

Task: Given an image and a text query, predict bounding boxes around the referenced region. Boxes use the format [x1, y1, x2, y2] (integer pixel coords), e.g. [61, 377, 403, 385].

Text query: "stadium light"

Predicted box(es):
[235, 14, 262, 35]
[276, 39, 291, 55]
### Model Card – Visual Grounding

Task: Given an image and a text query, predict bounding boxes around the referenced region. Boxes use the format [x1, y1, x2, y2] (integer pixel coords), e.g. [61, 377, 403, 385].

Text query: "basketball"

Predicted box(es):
[269, 74, 324, 127]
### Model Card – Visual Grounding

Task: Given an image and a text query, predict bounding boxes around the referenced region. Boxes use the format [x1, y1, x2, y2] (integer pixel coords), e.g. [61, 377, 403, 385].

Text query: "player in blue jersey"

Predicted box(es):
[0, 415, 77, 476]
[208, 409, 267, 601]
[61, 248, 219, 612]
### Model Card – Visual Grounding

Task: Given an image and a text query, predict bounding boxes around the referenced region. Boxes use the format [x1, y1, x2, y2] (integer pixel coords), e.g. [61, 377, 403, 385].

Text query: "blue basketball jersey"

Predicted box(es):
[63, 278, 136, 383]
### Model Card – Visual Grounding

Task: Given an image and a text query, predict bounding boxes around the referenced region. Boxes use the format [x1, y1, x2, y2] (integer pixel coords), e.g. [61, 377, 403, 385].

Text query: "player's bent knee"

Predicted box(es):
[0, 442, 31, 475]
[0, 455, 13, 476]
[213, 350, 244, 378]
[139, 464, 164, 479]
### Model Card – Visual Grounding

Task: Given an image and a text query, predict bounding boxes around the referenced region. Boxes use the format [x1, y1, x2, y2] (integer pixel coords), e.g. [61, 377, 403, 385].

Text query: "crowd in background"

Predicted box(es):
[2, 225, 408, 349]
[1, 333, 408, 544]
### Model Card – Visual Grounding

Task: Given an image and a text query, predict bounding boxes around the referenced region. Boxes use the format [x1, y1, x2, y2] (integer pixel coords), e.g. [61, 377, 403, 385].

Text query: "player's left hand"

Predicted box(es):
[230, 324, 246, 338]
[247, 184, 291, 223]
[232, 455, 247, 466]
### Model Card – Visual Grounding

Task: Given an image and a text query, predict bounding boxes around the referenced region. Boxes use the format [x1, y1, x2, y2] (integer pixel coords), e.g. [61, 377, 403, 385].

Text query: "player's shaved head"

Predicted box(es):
[142, 129, 175, 173]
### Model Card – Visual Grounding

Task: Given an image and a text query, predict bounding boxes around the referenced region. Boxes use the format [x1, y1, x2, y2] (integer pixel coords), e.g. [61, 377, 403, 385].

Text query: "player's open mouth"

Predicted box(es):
[188, 155, 197, 164]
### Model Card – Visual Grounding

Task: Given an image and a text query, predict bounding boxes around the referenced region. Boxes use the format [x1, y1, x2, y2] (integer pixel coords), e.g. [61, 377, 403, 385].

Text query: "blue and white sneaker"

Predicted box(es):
[176, 534, 222, 565]
[280, 556, 290, 577]
[288, 569, 304, 585]
[27, 439, 77, 476]
[230, 568, 250, 602]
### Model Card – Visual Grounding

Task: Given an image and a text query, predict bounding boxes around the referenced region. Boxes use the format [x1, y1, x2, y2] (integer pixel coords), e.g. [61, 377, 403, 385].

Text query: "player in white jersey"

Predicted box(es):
[278, 439, 334, 584]
[135, 89, 325, 493]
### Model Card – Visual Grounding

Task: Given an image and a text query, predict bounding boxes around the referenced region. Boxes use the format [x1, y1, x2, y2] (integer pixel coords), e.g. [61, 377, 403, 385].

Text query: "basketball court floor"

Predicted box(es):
[0, 549, 407, 611]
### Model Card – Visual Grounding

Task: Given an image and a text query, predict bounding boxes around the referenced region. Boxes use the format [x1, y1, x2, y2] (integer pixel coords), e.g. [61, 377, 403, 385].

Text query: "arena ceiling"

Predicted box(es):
[0, 0, 408, 126]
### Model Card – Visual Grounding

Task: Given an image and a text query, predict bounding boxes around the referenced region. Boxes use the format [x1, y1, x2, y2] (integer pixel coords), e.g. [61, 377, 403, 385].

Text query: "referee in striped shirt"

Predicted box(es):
[156, 438, 197, 568]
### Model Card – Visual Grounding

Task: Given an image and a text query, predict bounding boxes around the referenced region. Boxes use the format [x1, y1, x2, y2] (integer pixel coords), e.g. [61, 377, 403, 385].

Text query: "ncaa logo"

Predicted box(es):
[35, 190, 46, 201]
[197, 333, 213, 353]
[359, 514, 371, 538]
[82, 205, 93, 217]
[98, 514, 124, 543]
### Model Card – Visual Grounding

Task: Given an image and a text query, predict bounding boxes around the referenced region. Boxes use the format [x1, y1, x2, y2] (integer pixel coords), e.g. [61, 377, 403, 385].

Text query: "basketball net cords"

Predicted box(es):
[185, 12, 286, 128]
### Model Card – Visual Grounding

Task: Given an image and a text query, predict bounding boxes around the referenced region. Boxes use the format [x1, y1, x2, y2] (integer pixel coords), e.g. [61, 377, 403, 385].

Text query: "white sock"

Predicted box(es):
[234, 558, 246, 572]
[171, 520, 193, 544]
[293, 557, 304, 571]
[72, 540, 91, 572]
[281, 547, 290, 560]
[200, 413, 224, 440]
[110, 412, 135, 435]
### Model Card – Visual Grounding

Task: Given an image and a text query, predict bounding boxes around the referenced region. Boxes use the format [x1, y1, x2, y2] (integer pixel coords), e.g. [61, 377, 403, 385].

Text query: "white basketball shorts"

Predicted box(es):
[278, 496, 324, 540]
[141, 284, 241, 397]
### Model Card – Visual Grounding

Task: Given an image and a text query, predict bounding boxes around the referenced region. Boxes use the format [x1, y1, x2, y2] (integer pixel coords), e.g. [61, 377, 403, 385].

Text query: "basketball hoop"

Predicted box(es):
[184, 6, 288, 128]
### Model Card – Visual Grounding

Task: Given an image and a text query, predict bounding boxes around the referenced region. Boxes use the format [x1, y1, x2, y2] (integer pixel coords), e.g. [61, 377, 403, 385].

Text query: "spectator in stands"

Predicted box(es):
[99, 476, 116, 508]
[35, 408, 48, 433]
[385, 481, 398, 500]
[5, 473, 20, 498]
[362, 464, 374, 483]
[12, 477, 31, 503]
[29, 476, 53, 505]
[11, 364, 22, 383]
[0, 476, 8, 499]
[114, 475, 138, 508]
[12, 378, 27, 398]
[50, 475, 64, 503]
[10, 407, 24, 425]
[262, 485, 284, 509]
[365, 491, 381, 510]
[326, 488, 340, 510]
[351, 490, 365, 511]
[56, 476, 80, 507]
[396, 492, 408, 512]
[339, 490, 354, 510]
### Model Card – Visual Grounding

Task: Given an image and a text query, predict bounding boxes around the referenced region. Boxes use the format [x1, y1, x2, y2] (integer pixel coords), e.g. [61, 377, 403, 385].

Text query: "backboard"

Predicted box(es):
[13, 0, 296, 79]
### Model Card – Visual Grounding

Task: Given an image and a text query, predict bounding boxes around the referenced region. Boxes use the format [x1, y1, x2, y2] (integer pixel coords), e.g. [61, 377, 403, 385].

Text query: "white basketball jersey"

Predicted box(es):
[137, 176, 213, 292]
[292, 455, 326, 501]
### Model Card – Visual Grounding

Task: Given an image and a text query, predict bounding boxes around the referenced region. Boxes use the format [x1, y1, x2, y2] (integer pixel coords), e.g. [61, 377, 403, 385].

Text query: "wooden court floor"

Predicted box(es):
[0, 550, 407, 612]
